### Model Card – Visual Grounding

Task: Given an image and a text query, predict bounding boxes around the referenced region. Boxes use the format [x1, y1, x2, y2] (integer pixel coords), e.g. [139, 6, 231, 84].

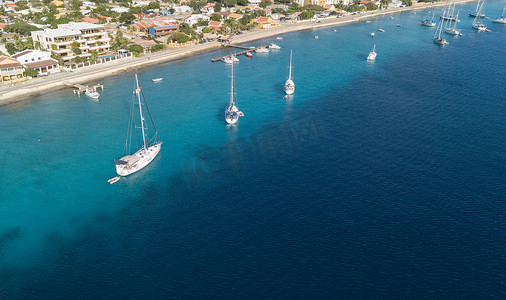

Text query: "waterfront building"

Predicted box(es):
[0, 55, 25, 82]
[31, 22, 111, 62]
[185, 14, 210, 26]
[11, 50, 60, 76]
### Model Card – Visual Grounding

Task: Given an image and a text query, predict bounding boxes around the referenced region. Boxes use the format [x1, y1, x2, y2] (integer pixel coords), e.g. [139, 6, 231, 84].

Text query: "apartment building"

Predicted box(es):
[31, 22, 111, 62]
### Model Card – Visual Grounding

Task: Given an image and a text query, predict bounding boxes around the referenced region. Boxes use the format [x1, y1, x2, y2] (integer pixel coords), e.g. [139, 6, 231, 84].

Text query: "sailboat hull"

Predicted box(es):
[115, 143, 162, 176]
[284, 79, 295, 95]
[492, 18, 506, 24]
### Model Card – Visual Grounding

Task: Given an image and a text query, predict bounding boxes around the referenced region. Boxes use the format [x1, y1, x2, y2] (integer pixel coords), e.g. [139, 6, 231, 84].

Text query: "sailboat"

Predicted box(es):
[378, 14, 385, 32]
[434, 12, 448, 45]
[472, 0, 487, 31]
[492, 4, 506, 24]
[469, 0, 485, 18]
[224, 63, 244, 124]
[445, 10, 461, 35]
[367, 44, 377, 61]
[284, 50, 295, 95]
[441, 2, 459, 22]
[421, 9, 436, 27]
[114, 74, 162, 176]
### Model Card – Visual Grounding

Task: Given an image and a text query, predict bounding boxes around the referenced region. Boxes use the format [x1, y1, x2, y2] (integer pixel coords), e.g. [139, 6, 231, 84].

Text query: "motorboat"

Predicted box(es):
[269, 43, 281, 50]
[152, 78, 163, 82]
[85, 88, 100, 99]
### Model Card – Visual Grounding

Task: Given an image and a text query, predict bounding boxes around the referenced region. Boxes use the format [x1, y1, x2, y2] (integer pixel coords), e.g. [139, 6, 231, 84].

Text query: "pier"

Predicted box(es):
[211, 44, 269, 62]
[64, 82, 104, 96]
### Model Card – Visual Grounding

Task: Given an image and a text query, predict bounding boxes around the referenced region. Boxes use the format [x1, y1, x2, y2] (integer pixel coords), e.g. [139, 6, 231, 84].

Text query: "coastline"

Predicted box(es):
[0, 0, 476, 106]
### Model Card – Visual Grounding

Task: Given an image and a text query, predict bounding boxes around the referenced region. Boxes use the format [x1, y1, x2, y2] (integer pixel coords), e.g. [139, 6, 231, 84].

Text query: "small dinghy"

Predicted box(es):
[152, 78, 163, 82]
[108, 176, 120, 184]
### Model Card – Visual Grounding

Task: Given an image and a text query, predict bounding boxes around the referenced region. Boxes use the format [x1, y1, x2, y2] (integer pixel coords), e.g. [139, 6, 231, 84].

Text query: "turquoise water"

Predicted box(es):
[1, 1, 505, 297]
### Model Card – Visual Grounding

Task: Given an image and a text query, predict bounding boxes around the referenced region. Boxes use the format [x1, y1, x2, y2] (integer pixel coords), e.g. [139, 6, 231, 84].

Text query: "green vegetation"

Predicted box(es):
[4, 21, 40, 36]
[119, 12, 136, 24]
[24, 68, 38, 77]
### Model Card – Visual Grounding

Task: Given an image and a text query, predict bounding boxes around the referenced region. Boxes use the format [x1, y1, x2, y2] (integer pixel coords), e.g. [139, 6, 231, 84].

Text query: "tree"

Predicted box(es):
[5, 43, 17, 55]
[259, 0, 268, 9]
[151, 44, 164, 52]
[188, 0, 206, 10]
[237, 0, 248, 5]
[210, 14, 221, 21]
[202, 27, 211, 33]
[119, 12, 136, 23]
[299, 11, 314, 20]
[129, 44, 143, 54]
[70, 0, 82, 11]
[24, 68, 38, 77]
[172, 32, 190, 43]
[221, 0, 237, 7]
[214, 2, 222, 12]
[71, 41, 82, 55]
[366, 3, 378, 10]
[147, 2, 160, 10]
[401, 0, 412, 6]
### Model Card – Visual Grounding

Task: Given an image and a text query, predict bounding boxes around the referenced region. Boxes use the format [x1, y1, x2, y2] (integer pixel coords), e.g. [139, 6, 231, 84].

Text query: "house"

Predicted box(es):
[323, 4, 335, 11]
[0, 22, 8, 31]
[228, 13, 243, 21]
[98, 15, 112, 23]
[0, 55, 24, 82]
[215, 11, 230, 18]
[172, 5, 191, 14]
[31, 22, 111, 62]
[185, 14, 210, 26]
[51, 0, 64, 6]
[208, 20, 222, 32]
[254, 16, 274, 29]
[201, 3, 215, 14]
[248, 0, 261, 5]
[11, 50, 60, 76]
[147, 23, 178, 37]
[82, 17, 99, 24]
[131, 37, 157, 51]
[111, 7, 129, 13]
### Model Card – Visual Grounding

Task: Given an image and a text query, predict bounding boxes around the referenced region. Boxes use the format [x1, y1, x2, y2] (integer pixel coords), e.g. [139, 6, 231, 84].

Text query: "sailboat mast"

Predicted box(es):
[288, 50, 292, 80]
[135, 73, 147, 150]
[230, 61, 234, 106]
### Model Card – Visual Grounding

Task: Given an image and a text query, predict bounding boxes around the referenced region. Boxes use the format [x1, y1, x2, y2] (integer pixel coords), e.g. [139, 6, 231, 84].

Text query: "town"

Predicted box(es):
[0, 0, 414, 83]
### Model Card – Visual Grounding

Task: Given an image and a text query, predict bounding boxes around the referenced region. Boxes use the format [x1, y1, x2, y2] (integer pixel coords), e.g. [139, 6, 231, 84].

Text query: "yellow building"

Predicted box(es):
[0, 56, 25, 82]
[51, 0, 64, 6]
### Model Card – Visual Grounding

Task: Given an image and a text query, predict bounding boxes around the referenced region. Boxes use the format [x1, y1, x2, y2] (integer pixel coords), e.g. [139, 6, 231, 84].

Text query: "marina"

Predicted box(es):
[64, 82, 104, 96]
[211, 44, 269, 62]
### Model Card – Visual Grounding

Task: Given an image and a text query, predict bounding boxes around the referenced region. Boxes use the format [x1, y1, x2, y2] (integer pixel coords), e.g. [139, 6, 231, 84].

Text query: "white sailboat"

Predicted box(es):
[469, 0, 485, 18]
[445, 10, 461, 35]
[421, 9, 436, 27]
[441, 2, 459, 22]
[472, 0, 487, 31]
[434, 12, 449, 45]
[284, 50, 295, 95]
[367, 44, 377, 61]
[114, 74, 162, 176]
[492, 4, 506, 24]
[224, 63, 244, 124]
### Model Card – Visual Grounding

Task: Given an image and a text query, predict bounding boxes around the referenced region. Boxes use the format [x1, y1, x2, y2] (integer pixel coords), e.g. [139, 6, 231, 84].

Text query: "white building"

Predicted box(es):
[31, 22, 111, 62]
[111, 7, 130, 13]
[248, 0, 262, 5]
[11, 49, 60, 75]
[172, 5, 191, 14]
[185, 14, 210, 26]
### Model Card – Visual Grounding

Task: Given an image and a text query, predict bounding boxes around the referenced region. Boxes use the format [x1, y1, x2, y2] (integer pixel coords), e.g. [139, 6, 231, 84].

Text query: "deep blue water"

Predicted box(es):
[1, 1, 505, 298]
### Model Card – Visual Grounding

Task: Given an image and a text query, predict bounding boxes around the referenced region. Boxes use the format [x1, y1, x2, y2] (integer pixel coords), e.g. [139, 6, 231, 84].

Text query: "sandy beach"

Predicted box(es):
[0, 0, 476, 106]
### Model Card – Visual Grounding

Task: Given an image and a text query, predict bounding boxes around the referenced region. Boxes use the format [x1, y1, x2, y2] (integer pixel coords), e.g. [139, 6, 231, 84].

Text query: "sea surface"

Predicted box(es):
[1, 1, 505, 298]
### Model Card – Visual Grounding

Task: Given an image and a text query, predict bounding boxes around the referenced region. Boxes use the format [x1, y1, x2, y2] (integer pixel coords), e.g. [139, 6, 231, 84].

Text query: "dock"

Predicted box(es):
[211, 44, 269, 62]
[64, 82, 104, 95]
